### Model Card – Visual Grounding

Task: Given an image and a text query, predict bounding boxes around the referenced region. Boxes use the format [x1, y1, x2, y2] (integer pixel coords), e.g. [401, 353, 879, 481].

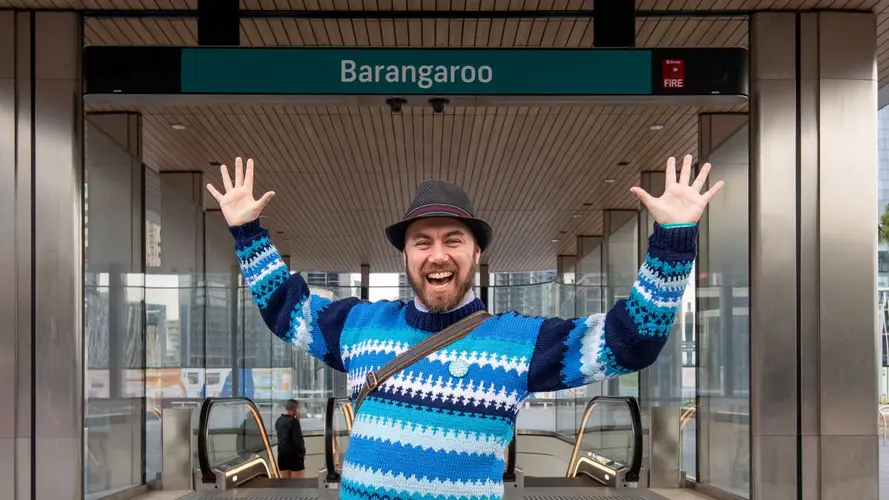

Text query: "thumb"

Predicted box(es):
[256, 191, 275, 210]
[630, 187, 655, 207]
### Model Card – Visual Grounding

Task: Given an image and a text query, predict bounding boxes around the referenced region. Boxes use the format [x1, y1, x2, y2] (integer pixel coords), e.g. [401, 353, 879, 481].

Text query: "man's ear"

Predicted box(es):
[474, 245, 481, 265]
[403, 251, 408, 268]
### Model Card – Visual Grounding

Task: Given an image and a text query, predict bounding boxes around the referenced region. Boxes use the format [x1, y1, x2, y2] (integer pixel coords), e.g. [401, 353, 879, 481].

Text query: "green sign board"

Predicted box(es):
[180, 47, 652, 95]
[82, 46, 748, 99]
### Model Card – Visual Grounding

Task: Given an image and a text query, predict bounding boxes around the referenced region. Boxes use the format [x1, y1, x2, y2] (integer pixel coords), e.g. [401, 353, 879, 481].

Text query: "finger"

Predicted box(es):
[701, 180, 725, 203]
[630, 186, 655, 207]
[206, 183, 224, 203]
[691, 162, 711, 192]
[235, 157, 244, 187]
[221, 164, 234, 191]
[665, 156, 677, 186]
[244, 158, 255, 190]
[256, 191, 276, 210]
[679, 154, 692, 186]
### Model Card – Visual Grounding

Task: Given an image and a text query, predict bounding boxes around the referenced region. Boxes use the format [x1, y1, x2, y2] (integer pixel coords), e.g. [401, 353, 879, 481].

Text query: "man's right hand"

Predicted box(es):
[207, 157, 275, 227]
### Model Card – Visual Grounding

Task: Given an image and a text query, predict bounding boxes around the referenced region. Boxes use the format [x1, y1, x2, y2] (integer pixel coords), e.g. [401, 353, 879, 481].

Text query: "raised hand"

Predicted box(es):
[630, 154, 724, 225]
[206, 157, 275, 227]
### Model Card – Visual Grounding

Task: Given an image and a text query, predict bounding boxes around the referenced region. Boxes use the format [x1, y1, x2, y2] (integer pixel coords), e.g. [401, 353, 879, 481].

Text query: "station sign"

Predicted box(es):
[83, 46, 747, 100]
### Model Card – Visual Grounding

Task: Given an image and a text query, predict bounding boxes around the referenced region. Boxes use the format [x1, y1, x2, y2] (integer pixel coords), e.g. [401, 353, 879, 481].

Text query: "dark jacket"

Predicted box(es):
[274, 414, 305, 458]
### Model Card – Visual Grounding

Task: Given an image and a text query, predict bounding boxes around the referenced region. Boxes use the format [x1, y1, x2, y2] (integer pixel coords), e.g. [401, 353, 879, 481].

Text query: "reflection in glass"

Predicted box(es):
[696, 121, 751, 497]
[576, 398, 638, 468]
[83, 120, 146, 497]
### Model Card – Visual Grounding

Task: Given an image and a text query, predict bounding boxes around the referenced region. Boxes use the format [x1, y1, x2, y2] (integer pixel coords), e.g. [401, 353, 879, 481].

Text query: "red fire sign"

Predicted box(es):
[663, 59, 685, 89]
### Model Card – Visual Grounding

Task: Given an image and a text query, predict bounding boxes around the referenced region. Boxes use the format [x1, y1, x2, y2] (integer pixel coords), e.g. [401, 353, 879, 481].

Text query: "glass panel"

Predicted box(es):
[576, 399, 637, 469]
[203, 399, 275, 471]
[83, 120, 146, 497]
[605, 212, 640, 400]
[144, 169, 207, 481]
[697, 120, 751, 497]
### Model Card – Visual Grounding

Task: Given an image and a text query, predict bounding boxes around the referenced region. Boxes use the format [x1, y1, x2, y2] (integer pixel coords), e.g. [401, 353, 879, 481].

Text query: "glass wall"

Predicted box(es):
[84, 112, 745, 497]
[695, 120, 751, 497]
[876, 103, 889, 500]
[83, 120, 147, 498]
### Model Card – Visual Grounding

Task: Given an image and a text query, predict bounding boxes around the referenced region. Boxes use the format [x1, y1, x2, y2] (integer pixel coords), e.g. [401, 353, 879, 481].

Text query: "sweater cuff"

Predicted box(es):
[228, 219, 265, 240]
[649, 222, 698, 254]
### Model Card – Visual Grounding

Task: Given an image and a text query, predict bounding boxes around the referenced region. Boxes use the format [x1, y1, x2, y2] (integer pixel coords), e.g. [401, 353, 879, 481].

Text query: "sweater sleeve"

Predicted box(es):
[230, 219, 358, 373]
[526, 223, 696, 393]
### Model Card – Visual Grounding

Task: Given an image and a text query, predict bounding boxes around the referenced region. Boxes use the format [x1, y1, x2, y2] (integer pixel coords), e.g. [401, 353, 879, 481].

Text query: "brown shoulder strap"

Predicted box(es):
[353, 310, 491, 413]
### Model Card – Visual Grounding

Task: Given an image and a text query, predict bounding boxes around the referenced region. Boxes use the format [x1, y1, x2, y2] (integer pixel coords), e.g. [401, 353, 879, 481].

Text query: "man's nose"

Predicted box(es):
[428, 244, 450, 263]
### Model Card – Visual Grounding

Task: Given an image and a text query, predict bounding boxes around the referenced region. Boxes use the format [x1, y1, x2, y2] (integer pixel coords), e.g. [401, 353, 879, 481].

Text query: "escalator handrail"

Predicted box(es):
[197, 396, 279, 482]
[324, 397, 341, 481]
[503, 428, 517, 481]
[339, 399, 355, 432]
[571, 395, 643, 482]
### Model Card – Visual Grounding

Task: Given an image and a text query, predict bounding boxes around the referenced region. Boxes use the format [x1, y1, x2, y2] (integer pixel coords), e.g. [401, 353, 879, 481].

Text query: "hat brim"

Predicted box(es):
[386, 214, 493, 252]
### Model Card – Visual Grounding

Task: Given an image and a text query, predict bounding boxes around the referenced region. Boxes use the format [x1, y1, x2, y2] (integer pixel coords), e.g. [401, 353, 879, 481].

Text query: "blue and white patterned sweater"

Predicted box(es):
[230, 219, 696, 500]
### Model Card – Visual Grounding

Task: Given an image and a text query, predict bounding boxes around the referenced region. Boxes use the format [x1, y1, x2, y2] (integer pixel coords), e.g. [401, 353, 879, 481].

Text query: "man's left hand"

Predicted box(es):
[630, 154, 724, 225]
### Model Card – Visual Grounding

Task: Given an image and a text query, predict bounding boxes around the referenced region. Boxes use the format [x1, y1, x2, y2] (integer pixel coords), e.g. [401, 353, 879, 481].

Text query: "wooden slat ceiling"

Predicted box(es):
[81, 11, 747, 272]
[84, 103, 742, 273]
[3, 0, 889, 10]
[7, 0, 871, 270]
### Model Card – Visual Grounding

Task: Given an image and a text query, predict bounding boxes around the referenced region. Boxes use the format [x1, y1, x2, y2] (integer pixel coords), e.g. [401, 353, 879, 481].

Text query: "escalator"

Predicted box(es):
[521, 396, 644, 491]
[186, 395, 670, 499]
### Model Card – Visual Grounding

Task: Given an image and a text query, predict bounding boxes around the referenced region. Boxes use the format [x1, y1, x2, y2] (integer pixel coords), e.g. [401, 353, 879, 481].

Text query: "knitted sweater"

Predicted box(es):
[230, 219, 697, 500]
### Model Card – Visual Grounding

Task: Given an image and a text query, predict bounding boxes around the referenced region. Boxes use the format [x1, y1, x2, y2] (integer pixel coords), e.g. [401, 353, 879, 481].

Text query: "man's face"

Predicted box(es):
[403, 217, 480, 313]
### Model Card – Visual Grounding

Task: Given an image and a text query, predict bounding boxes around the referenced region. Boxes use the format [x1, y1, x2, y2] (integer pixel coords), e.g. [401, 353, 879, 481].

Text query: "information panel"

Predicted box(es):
[83, 46, 748, 98]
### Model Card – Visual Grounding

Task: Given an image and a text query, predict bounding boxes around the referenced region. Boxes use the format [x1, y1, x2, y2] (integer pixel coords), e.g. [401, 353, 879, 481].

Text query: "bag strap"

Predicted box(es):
[353, 310, 491, 413]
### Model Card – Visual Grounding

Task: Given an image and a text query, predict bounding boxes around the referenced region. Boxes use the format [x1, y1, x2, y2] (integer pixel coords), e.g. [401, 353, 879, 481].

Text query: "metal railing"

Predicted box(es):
[197, 396, 279, 489]
[566, 396, 643, 487]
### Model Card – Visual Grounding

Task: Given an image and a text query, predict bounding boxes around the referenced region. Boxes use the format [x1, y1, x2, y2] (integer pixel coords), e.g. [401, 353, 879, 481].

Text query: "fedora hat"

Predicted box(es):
[385, 180, 493, 252]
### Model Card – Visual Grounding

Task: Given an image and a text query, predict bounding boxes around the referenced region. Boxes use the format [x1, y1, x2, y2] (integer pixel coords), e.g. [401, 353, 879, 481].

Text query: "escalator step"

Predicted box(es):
[178, 494, 318, 500]
[525, 496, 651, 500]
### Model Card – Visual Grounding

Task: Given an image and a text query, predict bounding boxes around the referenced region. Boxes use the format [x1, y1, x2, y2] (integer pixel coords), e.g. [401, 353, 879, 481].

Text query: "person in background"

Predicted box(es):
[275, 399, 306, 478]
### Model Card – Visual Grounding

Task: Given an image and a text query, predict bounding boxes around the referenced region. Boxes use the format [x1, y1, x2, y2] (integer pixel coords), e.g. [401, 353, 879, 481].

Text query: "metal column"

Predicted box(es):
[0, 10, 85, 500]
[750, 11, 879, 500]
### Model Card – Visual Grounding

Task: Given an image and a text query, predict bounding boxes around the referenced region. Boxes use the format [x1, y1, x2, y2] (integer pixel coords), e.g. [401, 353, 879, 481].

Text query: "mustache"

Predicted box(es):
[421, 265, 458, 274]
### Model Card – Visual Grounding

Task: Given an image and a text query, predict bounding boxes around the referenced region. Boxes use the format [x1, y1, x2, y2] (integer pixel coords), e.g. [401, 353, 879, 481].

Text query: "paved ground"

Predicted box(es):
[881, 441, 889, 499]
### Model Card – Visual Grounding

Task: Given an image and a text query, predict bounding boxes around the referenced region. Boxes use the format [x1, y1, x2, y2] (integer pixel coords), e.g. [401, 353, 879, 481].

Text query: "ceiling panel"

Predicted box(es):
[60, 1, 886, 271]
[0, 0, 195, 8]
[5, 0, 889, 10]
[83, 102, 744, 273]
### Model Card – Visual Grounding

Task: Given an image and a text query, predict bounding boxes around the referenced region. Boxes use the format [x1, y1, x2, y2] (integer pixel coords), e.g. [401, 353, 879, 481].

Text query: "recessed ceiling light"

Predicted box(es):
[649, 124, 664, 131]
[171, 124, 187, 130]
[572, 214, 582, 218]
[617, 161, 630, 166]
[604, 178, 616, 183]
[551, 239, 560, 243]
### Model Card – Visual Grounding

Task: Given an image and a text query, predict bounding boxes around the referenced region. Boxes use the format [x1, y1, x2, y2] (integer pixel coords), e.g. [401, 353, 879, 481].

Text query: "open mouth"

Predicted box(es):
[425, 271, 455, 289]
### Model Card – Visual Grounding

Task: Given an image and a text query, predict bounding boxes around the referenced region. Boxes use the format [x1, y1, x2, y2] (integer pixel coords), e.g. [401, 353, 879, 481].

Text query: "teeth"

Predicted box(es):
[427, 271, 454, 279]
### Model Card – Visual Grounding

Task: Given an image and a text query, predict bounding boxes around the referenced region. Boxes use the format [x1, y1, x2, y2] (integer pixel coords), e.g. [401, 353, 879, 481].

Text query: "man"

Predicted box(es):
[207, 155, 722, 500]
[274, 399, 306, 478]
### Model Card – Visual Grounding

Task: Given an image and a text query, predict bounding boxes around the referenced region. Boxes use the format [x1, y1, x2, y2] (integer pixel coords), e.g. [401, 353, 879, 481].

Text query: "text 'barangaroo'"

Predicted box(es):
[341, 60, 494, 89]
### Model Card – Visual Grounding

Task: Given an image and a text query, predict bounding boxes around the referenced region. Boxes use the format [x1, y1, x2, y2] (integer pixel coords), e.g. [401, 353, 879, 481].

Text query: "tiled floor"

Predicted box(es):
[651, 489, 714, 500]
[882, 441, 889, 500]
[133, 491, 191, 500]
[135, 487, 713, 500]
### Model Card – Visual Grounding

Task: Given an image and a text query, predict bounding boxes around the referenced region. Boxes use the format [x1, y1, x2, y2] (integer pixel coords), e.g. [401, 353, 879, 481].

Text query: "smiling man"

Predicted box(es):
[208, 155, 722, 500]
[386, 179, 491, 316]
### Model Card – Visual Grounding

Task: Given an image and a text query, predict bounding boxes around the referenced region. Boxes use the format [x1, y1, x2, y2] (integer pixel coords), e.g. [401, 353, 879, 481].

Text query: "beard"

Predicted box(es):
[406, 260, 477, 314]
